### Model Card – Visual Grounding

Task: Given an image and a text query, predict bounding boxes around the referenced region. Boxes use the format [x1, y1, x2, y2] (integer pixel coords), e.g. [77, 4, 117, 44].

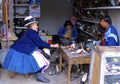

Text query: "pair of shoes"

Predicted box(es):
[37, 73, 50, 83]
[48, 65, 60, 76]
[55, 64, 60, 76]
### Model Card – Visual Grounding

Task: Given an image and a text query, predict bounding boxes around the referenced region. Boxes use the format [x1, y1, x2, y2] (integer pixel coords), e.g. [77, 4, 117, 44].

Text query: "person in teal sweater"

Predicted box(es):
[3, 16, 59, 83]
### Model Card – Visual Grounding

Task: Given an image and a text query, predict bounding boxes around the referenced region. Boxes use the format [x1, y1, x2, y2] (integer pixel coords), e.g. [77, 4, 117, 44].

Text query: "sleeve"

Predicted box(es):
[107, 37, 117, 46]
[57, 26, 65, 38]
[72, 26, 78, 40]
[28, 30, 50, 48]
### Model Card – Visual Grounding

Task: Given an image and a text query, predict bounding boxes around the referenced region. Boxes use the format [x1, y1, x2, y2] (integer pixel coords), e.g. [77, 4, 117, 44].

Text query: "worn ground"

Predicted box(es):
[0, 67, 80, 84]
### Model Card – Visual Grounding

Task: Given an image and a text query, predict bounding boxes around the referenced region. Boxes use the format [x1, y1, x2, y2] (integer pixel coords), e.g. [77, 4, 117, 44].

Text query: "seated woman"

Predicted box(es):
[57, 20, 78, 46]
[3, 16, 59, 83]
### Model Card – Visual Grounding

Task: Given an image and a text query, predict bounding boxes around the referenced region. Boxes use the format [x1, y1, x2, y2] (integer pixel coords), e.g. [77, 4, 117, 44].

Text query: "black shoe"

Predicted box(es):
[37, 73, 50, 83]
[37, 77, 50, 83]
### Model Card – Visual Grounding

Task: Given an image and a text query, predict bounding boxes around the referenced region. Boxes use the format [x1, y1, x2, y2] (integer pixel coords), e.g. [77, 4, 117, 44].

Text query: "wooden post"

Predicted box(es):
[2, 0, 8, 26]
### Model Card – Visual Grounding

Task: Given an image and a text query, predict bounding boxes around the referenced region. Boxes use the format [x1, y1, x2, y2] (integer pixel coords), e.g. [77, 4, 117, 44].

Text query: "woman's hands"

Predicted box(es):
[50, 44, 59, 48]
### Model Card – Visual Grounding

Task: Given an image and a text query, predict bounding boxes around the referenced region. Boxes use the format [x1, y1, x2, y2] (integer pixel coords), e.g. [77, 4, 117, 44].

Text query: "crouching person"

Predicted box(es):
[3, 16, 59, 83]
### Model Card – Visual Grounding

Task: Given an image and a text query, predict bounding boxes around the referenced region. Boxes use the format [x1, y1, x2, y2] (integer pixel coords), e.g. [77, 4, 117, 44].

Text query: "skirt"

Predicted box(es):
[3, 48, 50, 74]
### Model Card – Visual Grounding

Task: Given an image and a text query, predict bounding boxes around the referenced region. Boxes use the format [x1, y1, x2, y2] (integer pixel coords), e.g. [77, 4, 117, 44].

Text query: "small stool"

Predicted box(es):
[10, 72, 29, 78]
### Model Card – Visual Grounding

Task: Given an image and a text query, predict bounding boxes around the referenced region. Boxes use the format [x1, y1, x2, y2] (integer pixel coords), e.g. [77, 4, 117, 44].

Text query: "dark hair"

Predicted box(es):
[64, 20, 73, 27]
[101, 15, 112, 25]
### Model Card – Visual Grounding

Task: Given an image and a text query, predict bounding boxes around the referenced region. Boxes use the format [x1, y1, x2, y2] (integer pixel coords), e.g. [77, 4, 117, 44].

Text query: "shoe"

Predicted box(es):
[48, 69, 56, 75]
[73, 72, 79, 78]
[56, 71, 60, 76]
[37, 73, 50, 83]
[37, 77, 50, 83]
[70, 76, 75, 81]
